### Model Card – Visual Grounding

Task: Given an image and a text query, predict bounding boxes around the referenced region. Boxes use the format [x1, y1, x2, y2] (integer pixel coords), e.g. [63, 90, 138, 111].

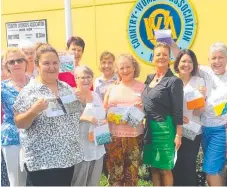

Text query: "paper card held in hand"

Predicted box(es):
[182, 121, 201, 141]
[154, 29, 172, 46]
[94, 124, 112, 146]
[209, 86, 227, 116]
[185, 90, 205, 110]
[121, 106, 145, 128]
[59, 55, 75, 72]
[107, 106, 128, 125]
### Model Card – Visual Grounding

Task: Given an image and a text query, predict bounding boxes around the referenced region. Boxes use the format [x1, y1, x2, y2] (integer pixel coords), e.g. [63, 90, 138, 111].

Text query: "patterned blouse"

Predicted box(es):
[94, 73, 118, 101]
[1, 80, 21, 146]
[14, 79, 83, 172]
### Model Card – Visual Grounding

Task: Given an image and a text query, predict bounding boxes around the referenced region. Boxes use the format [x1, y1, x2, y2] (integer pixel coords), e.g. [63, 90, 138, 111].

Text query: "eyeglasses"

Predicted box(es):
[6, 58, 25, 65]
[56, 97, 67, 114]
[76, 76, 93, 81]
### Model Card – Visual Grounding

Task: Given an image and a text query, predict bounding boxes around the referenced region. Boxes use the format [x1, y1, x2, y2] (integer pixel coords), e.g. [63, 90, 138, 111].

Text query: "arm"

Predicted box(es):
[103, 86, 111, 110]
[170, 40, 181, 59]
[170, 78, 184, 149]
[14, 109, 38, 129]
[14, 98, 48, 129]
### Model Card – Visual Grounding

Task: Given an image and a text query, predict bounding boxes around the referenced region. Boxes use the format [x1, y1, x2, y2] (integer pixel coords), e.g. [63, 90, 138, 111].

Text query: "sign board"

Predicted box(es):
[6, 19, 48, 47]
[127, 0, 198, 65]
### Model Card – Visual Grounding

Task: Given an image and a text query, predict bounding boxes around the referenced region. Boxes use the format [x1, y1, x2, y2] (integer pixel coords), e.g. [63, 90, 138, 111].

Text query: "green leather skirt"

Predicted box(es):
[143, 116, 176, 170]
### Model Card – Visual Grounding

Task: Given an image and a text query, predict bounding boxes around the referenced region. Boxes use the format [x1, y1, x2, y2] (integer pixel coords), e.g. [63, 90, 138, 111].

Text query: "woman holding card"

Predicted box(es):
[71, 65, 106, 186]
[142, 42, 183, 186]
[199, 43, 227, 186]
[172, 49, 206, 186]
[103, 53, 145, 186]
[14, 43, 83, 186]
[1, 47, 29, 186]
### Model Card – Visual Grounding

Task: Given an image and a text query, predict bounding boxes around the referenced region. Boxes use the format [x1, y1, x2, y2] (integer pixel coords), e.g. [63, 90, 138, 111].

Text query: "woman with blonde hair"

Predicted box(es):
[142, 42, 183, 186]
[104, 53, 145, 186]
[1, 47, 29, 186]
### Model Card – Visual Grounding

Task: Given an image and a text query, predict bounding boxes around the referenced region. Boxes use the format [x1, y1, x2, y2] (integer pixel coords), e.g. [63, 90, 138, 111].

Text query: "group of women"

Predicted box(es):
[1, 36, 227, 186]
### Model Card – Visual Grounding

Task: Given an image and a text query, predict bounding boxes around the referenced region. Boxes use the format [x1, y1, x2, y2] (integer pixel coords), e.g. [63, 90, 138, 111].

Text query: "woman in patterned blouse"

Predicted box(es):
[1, 47, 29, 186]
[14, 43, 83, 186]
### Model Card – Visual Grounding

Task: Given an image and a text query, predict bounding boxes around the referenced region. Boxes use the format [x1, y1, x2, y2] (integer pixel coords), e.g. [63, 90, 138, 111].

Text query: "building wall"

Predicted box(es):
[2, 0, 227, 80]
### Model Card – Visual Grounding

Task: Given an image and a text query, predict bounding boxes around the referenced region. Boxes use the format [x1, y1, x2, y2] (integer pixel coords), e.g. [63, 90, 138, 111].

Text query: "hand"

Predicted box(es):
[30, 98, 48, 115]
[175, 135, 182, 150]
[134, 101, 143, 108]
[75, 90, 86, 103]
[81, 115, 98, 125]
[183, 116, 189, 124]
[198, 86, 206, 97]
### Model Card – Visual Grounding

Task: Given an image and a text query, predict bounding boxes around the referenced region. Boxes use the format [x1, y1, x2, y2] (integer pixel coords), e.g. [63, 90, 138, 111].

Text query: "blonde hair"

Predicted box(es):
[99, 51, 115, 72]
[116, 53, 140, 78]
[2, 47, 28, 73]
[154, 42, 171, 56]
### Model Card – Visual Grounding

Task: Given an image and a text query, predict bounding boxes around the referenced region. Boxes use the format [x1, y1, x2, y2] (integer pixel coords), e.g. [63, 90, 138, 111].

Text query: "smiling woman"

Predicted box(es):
[13, 43, 83, 186]
[103, 53, 145, 186]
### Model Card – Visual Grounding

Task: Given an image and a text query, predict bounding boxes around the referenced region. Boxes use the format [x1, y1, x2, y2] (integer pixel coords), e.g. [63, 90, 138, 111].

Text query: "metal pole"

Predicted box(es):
[64, 0, 73, 43]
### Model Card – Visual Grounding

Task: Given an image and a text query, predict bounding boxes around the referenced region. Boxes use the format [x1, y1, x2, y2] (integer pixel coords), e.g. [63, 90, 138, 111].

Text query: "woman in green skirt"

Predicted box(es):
[141, 42, 183, 186]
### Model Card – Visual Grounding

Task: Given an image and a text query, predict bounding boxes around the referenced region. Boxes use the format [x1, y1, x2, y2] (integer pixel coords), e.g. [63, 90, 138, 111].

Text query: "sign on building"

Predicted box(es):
[127, 0, 198, 65]
[6, 19, 48, 47]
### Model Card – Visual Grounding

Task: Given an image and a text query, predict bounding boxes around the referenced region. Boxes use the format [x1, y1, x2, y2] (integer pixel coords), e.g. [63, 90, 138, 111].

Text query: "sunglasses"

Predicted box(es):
[56, 96, 67, 114]
[7, 58, 25, 65]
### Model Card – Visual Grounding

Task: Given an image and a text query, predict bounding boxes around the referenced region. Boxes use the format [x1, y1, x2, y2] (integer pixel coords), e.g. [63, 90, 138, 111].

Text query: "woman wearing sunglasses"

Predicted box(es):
[13, 43, 83, 186]
[1, 48, 29, 186]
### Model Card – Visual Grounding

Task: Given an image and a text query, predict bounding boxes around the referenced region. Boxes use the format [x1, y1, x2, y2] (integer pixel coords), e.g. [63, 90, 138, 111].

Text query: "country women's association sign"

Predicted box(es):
[6, 19, 48, 47]
[127, 0, 198, 65]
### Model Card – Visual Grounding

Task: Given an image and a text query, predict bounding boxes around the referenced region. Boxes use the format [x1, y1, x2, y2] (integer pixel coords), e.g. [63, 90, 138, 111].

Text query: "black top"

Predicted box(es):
[142, 69, 183, 144]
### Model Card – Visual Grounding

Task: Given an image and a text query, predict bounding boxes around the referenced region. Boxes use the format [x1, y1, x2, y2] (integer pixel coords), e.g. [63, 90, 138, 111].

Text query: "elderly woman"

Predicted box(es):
[173, 49, 206, 186]
[198, 42, 227, 186]
[19, 40, 37, 77]
[71, 65, 106, 186]
[13, 43, 83, 186]
[94, 51, 118, 101]
[103, 53, 145, 186]
[142, 42, 183, 186]
[1, 47, 29, 186]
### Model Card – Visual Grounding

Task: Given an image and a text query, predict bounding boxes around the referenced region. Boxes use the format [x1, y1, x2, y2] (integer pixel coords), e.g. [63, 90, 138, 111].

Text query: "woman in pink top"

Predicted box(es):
[104, 53, 145, 186]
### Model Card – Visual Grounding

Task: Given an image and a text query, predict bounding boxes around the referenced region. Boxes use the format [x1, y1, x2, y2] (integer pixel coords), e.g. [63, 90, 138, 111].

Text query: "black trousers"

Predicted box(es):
[173, 134, 201, 186]
[25, 165, 74, 186]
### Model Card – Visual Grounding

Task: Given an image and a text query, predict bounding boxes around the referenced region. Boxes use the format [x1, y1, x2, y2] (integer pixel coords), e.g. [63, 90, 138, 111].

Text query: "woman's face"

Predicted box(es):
[209, 51, 227, 75]
[117, 57, 135, 82]
[178, 54, 194, 76]
[6, 51, 27, 74]
[76, 71, 93, 90]
[37, 52, 59, 83]
[100, 57, 114, 77]
[22, 47, 35, 63]
[153, 47, 170, 69]
[68, 43, 83, 66]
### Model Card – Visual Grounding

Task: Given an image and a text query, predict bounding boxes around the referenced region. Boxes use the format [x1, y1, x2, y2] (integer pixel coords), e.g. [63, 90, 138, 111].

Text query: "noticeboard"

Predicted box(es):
[6, 19, 48, 47]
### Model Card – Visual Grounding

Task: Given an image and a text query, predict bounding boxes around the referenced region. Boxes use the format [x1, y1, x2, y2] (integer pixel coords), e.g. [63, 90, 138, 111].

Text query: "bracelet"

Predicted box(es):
[176, 134, 182, 138]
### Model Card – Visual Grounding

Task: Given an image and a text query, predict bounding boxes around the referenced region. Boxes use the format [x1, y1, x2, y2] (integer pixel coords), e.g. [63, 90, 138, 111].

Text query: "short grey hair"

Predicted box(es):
[209, 42, 227, 57]
[18, 39, 35, 49]
[74, 65, 94, 77]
